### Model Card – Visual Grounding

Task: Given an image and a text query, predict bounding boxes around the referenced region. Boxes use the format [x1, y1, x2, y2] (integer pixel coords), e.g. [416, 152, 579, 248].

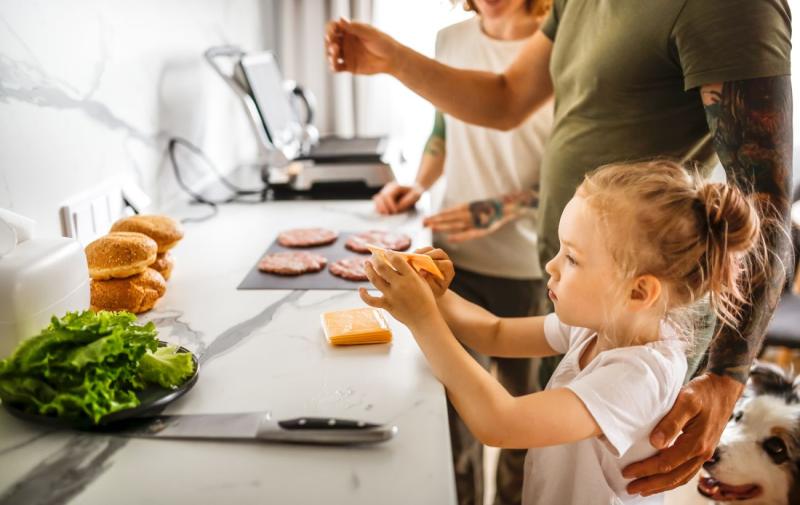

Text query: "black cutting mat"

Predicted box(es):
[237, 231, 412, 290]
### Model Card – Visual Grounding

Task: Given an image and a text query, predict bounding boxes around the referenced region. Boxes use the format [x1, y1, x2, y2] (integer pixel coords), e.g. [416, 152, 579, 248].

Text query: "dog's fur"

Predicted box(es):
[698, 363, 800, 505]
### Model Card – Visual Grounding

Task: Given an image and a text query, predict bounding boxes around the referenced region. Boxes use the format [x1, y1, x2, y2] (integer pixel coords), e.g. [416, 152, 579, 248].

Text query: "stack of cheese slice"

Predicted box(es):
[365, 244, 444, 280]
[321, 307, 392, 346]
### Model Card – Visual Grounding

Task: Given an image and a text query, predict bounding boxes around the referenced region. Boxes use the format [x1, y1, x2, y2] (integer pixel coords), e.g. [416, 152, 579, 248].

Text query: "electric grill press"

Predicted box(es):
[204, 46, 395, 199]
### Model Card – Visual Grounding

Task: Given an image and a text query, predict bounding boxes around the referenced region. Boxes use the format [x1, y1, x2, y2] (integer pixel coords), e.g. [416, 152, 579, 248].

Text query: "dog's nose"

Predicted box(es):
[703, 448, 720, 469]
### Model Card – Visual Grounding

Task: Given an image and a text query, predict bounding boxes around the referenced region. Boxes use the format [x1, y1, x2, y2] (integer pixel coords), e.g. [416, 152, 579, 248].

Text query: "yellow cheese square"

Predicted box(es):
[321, 307, 392, 346]
[365, 244, 444, 280]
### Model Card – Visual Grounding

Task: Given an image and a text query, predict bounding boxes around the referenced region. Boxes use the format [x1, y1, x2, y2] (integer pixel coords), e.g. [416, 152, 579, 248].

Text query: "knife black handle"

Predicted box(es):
[278, 417, 381, 430]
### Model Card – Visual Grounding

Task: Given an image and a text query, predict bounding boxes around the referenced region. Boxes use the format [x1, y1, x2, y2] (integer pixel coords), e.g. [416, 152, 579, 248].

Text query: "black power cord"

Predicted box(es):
[167, 137, 268, 223]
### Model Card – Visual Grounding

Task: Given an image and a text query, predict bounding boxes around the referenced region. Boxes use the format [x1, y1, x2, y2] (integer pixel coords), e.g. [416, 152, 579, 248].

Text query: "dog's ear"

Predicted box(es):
[748, 361, 794, 399]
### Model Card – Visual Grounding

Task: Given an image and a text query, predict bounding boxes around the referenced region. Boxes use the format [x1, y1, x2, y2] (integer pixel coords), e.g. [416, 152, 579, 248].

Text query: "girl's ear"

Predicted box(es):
[628, 275, 662, 311]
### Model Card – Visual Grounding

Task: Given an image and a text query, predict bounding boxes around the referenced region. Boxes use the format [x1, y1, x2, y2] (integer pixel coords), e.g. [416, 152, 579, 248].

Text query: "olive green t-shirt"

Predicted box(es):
[537, 0, 791, 265]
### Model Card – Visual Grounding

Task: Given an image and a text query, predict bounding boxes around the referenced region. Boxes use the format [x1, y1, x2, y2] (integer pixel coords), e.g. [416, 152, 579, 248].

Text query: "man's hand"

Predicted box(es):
[622, 373, 744, 496]
[325, 18, 400, 75]
[373, 182, 422, 215]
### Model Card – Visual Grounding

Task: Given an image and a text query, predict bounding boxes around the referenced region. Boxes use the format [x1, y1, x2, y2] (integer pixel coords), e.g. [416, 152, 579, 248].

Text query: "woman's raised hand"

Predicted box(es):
[325, 18, 400, 75]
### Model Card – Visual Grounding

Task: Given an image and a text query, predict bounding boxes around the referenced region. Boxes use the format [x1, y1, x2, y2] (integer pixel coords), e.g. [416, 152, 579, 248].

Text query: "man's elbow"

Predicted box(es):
[490, 75, 530, 131]
[469, 109, 521, 131]
[493, 115, 525, 131]
[491, 99, 529, 130]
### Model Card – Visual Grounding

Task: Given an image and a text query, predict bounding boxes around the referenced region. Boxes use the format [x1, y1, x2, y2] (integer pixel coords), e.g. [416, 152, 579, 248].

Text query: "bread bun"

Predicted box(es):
[90, 268, 167, 314]
[110, 215, 184, 253]
[86, 232, 157, 280]
[151, 252, 174, 281]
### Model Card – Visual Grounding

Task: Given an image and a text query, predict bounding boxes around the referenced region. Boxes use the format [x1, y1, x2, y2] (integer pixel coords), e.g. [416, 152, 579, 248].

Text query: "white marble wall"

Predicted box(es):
[0, 0, 275, 237]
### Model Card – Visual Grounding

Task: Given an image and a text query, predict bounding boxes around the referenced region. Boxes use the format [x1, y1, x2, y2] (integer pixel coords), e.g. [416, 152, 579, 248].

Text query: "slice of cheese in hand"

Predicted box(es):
[365, 244, 444, 280]
[321, 307, 392, 346]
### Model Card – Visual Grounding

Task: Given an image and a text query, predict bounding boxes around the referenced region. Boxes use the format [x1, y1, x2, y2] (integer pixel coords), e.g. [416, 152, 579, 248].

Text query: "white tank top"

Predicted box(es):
[434, 16, 553, 279]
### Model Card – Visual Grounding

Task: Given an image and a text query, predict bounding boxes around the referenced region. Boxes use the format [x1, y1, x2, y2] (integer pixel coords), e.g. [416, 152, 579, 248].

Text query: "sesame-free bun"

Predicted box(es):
[90, 268, 167, 314]
[110, 215, 184, 253]
[151, 252, 174, 281]
[85, 232, 158, 280]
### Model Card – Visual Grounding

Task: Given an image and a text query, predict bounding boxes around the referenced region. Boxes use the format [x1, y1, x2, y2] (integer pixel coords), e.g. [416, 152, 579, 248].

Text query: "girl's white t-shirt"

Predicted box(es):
[433, 17, 554, 280]
[523, 314, 688, 505]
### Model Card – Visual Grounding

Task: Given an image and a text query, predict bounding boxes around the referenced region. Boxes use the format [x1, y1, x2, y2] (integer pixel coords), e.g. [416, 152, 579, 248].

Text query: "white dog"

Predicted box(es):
[698, 362, 800, 505]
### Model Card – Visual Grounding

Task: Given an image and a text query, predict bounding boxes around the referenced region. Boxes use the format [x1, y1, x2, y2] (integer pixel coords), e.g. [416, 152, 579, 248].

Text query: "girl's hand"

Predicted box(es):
[359, 251, 438, 328]
[413, 247, 455, 297]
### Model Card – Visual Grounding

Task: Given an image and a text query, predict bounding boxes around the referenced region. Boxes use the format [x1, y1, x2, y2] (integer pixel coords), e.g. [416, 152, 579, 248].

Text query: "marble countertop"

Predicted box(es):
[0, 200, 456, 505]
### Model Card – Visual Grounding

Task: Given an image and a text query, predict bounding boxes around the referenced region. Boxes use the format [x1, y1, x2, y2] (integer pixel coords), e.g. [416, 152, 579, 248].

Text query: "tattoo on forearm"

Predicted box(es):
[468, 200, 503, 228]
[424, 136, 445, 156]
[425, 110, 446, 156]
[468, 185, 540, 229]
[702, 76, 793, 383]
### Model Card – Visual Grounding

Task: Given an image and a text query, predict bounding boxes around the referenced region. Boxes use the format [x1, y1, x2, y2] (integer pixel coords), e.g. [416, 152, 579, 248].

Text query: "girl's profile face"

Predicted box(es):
[544, 195, 626, 330]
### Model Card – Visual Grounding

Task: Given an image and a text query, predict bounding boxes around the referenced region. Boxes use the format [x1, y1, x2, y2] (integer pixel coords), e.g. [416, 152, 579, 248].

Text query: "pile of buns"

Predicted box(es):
[85, 215, 184, 313]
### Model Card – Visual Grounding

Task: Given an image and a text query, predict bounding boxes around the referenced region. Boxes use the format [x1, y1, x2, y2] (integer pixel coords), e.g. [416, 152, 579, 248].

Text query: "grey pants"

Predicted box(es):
[448, 267, 546, 505]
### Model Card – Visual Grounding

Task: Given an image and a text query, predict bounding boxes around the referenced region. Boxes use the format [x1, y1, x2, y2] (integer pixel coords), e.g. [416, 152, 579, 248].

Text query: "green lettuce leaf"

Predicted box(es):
[138, 346, 195, 389]
[0, 310, 191, 424]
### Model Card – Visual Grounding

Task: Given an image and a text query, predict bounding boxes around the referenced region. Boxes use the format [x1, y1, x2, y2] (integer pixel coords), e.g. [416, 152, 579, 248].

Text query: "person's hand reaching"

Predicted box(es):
[424, 199, 515, 243]
[373, 182, 423, 215]
[326, 18, 400, 75]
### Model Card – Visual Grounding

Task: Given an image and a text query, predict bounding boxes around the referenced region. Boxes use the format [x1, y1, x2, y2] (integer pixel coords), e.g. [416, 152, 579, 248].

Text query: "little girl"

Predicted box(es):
[359, 160, 761, 504]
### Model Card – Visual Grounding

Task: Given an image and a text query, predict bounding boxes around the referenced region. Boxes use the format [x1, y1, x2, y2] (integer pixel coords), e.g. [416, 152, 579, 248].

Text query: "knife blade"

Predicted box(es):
[114, 412, 398, 445]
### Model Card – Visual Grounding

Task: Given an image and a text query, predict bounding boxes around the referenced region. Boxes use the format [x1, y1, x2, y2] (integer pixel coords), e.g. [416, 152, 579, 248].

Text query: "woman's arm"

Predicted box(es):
[436, 289, 558, 358]
[326, 20, 554, 130]
[374, 110, 446, 214]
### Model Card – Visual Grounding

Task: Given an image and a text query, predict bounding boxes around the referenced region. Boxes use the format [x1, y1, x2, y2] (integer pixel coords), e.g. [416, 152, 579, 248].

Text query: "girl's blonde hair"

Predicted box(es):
[579, 160, 762, 332]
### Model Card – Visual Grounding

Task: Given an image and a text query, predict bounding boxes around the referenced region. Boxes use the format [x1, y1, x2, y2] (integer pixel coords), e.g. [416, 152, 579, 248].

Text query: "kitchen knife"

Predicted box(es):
[113, 412, 397, 445]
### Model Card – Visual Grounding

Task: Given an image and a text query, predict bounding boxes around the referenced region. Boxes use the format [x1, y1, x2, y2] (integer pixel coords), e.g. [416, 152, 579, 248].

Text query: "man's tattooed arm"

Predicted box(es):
[468, 185, 540, 229]
[701, 76, 793, 383]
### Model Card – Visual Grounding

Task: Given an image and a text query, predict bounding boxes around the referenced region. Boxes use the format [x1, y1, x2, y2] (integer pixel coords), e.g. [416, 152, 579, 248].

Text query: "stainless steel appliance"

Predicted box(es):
[205, 46, 395, 199]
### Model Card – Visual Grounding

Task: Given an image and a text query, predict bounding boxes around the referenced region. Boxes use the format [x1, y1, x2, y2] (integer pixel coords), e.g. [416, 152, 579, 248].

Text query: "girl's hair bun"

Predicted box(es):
[697, 183, 759, 254]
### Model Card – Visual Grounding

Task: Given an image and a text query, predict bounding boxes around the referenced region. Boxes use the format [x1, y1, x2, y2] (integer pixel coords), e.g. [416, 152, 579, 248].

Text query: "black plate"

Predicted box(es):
[3, 344, 199, 430]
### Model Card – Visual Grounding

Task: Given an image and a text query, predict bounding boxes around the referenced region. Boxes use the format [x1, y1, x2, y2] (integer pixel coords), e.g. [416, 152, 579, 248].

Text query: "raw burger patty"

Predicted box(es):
[345, 230, 411, 254]
[258, 251, 327, 276]
[277, 228, 338, 248]
[329, 256, 369, 282]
